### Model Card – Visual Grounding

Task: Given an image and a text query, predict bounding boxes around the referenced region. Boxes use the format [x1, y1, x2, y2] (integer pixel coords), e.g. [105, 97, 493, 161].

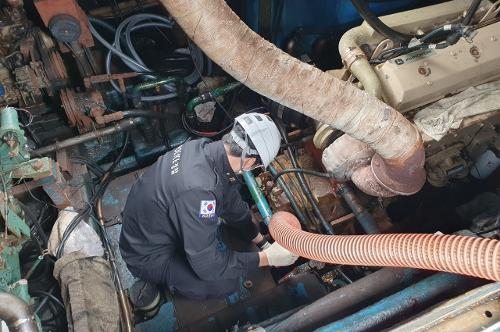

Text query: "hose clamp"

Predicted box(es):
[342, 47, 367, 69]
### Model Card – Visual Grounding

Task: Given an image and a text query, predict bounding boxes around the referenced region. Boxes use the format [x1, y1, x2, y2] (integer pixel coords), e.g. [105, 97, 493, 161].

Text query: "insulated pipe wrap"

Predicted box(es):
[270, 211, 500, 281]
[160, 0, 425, 195]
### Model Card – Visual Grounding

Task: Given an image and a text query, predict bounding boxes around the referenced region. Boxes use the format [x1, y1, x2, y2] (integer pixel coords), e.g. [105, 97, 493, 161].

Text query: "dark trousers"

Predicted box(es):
[165, 254, 241, 300]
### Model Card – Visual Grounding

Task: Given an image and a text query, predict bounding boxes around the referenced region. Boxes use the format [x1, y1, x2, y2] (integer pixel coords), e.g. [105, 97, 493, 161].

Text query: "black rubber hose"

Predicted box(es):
[463, 0, 481, 25]
[277, 125, 335, 234]
[273, 168, 333, 181]
[121, 109, 169, 119]
[268, 165, 309, 227]
[56, 132, 130, 258]
[351, 0, 413, 43]
[18, 201, 48, 249]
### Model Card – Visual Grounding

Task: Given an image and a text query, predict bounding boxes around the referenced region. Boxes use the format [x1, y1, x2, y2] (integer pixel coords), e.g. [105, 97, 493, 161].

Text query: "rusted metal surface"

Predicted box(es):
[95, 111, 125, 125]
[371, 136, 426, 196]
[101, 169, 146, 222]
[390, 282, 500, 332]
[322, 134, 374, 182]
[87, 0, 158, 17]
[84, 72, 139, 88]
[351, 165, 395, 198]
[426, 143, 469, 187]
[34, 0, 94, 49]
[269, 151, 348, 229]
[330, 212, 355, 227]
[273, 267, 422, 331]
[60, 88, 106, 132]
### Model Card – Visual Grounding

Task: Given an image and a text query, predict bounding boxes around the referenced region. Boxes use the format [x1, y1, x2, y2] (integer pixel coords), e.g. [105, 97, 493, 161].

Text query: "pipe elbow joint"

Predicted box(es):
[370, 138, 426, 196]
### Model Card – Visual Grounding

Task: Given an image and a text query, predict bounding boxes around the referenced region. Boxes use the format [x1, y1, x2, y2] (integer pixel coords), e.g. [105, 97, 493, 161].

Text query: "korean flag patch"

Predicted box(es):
[199, 200, 216, 219]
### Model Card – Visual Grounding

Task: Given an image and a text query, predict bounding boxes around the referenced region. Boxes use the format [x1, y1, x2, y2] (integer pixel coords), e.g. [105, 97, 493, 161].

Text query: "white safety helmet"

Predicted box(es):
[230, 113, 281, 168]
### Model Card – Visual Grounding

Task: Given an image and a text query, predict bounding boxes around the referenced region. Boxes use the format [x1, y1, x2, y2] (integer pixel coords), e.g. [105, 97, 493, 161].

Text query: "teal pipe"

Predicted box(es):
[243, 171, 272, 225]
[186, 81, 242, 117]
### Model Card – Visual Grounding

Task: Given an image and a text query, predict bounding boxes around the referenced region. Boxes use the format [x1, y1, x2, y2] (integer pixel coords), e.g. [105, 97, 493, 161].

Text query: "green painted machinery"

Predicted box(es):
[0, 106, 50, 308]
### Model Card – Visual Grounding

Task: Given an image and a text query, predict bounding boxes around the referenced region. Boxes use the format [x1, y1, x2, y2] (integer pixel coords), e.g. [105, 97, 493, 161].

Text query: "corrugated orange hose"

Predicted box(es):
[270, 211, 500, 281]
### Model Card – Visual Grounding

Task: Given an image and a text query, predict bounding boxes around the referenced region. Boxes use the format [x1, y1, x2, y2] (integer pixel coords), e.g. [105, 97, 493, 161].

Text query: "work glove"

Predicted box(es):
[256, 234, 273, 250]
[263, 242, 299, 267]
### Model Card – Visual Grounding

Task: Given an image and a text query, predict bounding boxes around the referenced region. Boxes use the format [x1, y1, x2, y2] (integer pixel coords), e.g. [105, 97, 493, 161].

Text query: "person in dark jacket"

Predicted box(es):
[120, 113, 298, 299]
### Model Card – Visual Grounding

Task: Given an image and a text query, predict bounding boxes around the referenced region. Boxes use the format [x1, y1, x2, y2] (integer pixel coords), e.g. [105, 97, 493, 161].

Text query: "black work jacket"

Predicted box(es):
[119, 139, 260, 283]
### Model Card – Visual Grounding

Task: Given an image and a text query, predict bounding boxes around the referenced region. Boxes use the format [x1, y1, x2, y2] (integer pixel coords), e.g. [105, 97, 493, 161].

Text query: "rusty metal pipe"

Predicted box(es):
[316, 272, 478, 332]
[32, 118, 141, 155]
[270, 211, 500, 281]
[271, 267, 422, 331]
[0, 293, 38, 332]
[159, 0, 426, 196]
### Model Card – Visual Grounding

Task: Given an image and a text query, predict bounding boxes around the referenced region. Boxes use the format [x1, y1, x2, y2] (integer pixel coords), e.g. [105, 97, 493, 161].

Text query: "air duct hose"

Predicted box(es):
[269, 211, 500, 281]
[160, 0, 426, 197]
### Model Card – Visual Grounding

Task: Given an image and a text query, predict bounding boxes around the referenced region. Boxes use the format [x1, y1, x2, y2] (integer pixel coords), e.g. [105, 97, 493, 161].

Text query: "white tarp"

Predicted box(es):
[414, 80, 500, 141]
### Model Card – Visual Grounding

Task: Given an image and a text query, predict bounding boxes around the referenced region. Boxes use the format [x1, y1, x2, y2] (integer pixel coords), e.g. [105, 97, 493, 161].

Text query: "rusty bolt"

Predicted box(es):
[271, 186, 283, 197]
[32, 159, 44, 171]
[470, 46, 480, 59]
[418, 66, 430, 76]
[243, 280, 253, 289]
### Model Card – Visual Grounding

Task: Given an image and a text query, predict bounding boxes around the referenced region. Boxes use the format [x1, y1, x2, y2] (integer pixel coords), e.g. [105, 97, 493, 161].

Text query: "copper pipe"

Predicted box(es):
[269, 211, 500, 281]
[159, 0, 426, 196]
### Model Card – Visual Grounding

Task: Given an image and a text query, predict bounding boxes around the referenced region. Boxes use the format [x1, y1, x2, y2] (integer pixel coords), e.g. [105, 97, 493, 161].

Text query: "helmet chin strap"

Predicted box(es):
[236, 133, 262, 174]
[232, 126, 262, 174]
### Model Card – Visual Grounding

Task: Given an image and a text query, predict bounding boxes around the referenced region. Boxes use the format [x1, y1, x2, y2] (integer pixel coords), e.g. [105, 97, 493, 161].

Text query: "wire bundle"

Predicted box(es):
[89, 14, 204, 102]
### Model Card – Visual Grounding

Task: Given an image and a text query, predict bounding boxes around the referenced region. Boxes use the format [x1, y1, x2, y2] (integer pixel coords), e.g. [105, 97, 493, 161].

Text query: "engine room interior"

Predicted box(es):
[0, 0, 499, 331]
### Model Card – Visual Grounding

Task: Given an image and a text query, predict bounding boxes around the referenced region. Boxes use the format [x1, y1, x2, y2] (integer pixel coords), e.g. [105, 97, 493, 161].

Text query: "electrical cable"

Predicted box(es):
[18, 201, 48, 249]
[55, 132, 130, 259]
[31, 290, 65, 311]
[181, 113, 233, 137]
[351, 0, 413, 43]
[89, 14, 204, 102]
[273, 168, 333, 182]
[463, 0, 482, 25]
[268, 165, 308, 227]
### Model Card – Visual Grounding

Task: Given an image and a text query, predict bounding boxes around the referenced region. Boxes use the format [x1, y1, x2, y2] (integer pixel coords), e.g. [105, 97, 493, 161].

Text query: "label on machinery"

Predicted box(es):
[390, 48, 435, 65]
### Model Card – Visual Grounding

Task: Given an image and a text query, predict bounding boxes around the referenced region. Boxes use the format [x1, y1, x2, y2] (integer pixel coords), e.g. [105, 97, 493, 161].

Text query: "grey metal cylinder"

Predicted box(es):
[0, 293, 38, 332]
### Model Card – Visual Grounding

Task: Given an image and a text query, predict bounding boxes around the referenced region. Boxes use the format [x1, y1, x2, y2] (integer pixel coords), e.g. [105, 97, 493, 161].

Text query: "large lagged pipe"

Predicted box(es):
[269, 211, 500, 281]
[159, 0, 426, 196]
